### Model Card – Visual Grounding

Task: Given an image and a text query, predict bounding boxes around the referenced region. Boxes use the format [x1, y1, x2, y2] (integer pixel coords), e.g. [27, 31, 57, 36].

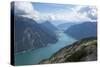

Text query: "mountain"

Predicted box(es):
[57, 23, 77, 30]
[41, 21, 58, 32]
[11, 2, 58, 53]
[65, 22, 97, 40]
[14, 16, 58, 53]
[40, 37, 97, 64]
[40, 21, 58, 37]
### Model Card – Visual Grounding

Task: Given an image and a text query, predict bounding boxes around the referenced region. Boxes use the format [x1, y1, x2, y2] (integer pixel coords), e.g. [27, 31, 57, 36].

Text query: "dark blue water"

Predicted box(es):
[15, 31, 77, 65]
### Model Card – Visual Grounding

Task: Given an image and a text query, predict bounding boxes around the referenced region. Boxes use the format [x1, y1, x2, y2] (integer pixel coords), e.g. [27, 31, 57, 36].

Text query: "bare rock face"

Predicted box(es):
[14, 16, 58, 53]
[40, 37, 97, 64]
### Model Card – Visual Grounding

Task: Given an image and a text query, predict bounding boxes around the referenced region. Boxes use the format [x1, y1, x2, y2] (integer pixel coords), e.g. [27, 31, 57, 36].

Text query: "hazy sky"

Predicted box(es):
[14, 1, 97, 25]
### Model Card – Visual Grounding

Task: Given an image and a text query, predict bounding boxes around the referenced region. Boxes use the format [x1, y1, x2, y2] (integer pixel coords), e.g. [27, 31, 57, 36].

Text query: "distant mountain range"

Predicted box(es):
[65, 22, 97, 40]
[14, 16, 58, 53]
[57, 23, 77, 30]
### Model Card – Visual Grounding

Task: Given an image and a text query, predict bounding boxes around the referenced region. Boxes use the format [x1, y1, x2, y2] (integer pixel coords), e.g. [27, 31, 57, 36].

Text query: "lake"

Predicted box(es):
[15, 31, 77, 65]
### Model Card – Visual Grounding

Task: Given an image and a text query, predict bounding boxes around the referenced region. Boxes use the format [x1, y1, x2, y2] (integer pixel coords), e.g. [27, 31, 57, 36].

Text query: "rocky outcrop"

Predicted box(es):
[40, 37, 97, 64]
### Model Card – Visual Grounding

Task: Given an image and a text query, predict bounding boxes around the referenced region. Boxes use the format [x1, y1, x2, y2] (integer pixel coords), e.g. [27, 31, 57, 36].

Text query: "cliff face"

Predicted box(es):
[40, 37, 97, 64]
[14, 16, 58, 53]
[11, 2, 58, 53]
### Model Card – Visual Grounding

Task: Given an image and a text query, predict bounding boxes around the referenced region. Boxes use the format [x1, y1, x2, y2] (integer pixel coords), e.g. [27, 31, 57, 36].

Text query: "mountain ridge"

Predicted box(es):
[40, 37, 97, 64]
[65, 22, 97, 40]
[14, 15, 58, 53]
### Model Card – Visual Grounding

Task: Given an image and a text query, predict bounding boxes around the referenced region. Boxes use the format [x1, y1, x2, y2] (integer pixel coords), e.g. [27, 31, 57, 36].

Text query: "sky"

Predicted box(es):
[14, 1, 97, 25]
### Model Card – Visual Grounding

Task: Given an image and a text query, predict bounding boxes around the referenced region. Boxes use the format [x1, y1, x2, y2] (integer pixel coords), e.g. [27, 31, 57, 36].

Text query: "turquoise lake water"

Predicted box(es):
[15, 31, 77, 65]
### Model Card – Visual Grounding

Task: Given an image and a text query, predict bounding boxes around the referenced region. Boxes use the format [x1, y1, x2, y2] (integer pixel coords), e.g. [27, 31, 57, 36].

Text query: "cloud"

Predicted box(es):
[15, 1, 34, 14]
[14, 1, 52, 23]
[77, 6, 97, 21]
[14, 1, 97, 23]
[14, 1, 43, 22]
[48, 6, 97, 22]
[48, 11, 91, 22]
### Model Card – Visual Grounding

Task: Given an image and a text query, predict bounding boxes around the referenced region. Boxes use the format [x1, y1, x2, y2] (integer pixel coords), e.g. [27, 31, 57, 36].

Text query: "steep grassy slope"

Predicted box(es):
[40, 37, 97, 64]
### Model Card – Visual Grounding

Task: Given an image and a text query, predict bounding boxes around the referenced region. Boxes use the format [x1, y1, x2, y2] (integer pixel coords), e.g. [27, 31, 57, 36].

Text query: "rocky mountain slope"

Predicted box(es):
[65, 22, 97, 40]
[40, 37, 97, 64]
[57, 23, 77, 30]
[11, 2, 58, 53]
[14, 16, 58, 53]
[40, 21, 58, 37]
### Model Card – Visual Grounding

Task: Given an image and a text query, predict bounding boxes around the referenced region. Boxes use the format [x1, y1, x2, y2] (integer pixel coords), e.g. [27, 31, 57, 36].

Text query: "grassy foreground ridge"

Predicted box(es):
[40, 37, 97, 64]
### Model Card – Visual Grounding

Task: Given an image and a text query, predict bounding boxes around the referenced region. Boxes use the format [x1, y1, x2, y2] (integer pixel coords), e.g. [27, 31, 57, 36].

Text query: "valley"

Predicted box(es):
[15, 30, 77, 65]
